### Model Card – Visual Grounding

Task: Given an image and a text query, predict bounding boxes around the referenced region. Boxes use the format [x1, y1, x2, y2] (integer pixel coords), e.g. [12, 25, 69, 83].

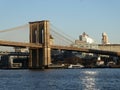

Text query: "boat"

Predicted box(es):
[68, 64, 84, 69]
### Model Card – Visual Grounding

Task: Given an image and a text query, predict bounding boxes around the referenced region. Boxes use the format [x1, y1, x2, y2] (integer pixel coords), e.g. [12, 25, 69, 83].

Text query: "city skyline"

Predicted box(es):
[0, 0, 120, 44]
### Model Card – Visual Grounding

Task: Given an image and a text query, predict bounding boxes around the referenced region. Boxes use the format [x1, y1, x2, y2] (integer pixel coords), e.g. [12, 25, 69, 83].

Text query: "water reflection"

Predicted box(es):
[84, 71, 97, 75]
[81, 70, 99, 90]
[0, 69, 120, 90]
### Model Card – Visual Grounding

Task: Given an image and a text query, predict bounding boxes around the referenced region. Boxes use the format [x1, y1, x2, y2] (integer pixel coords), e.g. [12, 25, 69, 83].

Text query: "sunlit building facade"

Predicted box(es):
[102, 32, 110, 44]
[72, 32, 98, 49]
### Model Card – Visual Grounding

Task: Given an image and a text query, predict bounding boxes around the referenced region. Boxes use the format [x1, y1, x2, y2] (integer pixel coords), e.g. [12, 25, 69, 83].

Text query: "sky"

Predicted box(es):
[0, 0, 120, 44]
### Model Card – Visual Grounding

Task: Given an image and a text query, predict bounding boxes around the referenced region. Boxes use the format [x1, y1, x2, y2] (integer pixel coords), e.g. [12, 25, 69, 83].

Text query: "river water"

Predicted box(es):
[0, 69, 120, 90]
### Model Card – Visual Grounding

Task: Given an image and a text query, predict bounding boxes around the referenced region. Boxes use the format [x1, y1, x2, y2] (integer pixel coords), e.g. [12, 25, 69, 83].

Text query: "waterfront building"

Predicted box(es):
[72, 32, 98, 49]
[0, 52, 29, 68]
[79, 32, 94, 44]
[14, 47, 29, 52]
[102, 32, 110, 44]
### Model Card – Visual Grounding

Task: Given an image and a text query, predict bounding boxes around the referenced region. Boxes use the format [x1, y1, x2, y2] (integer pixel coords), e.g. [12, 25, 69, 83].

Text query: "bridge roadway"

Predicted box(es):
[0, 40, 42, 48]
[0, 40, 120, 56]
[52, 45, 120, 56]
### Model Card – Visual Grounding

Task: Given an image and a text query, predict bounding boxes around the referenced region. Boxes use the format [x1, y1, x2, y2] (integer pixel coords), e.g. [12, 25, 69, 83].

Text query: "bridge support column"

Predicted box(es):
[29, 20, 51, 68]
[43, 21, 51, 66]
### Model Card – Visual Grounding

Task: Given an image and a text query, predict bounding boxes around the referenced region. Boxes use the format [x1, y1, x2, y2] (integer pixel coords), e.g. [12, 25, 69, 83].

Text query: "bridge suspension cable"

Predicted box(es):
[0, 24, 29, 42]
[0, 24, 29, 33]
[50, 23, 75, 46]
[50, 23, 75, 41]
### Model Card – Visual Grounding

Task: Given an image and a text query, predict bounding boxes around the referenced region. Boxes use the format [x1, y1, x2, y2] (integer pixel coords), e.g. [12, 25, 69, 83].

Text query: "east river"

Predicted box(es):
[0, 69, 120, 90]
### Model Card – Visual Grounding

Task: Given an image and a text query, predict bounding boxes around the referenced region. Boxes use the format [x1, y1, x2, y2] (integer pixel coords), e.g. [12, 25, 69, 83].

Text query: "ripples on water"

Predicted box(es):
[0, 69, 120, 90]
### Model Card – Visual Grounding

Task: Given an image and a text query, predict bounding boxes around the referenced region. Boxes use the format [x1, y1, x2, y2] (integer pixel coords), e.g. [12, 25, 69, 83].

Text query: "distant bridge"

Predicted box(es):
[0, 20, 120, 68]
[0, 40, 120, 56]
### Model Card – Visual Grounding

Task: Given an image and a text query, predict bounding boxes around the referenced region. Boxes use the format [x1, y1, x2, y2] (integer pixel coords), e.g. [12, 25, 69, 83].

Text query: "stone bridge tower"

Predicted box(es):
[29, 20, 51, 68]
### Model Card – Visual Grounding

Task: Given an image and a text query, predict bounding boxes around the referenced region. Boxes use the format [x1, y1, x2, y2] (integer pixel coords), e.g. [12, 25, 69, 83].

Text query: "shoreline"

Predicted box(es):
[0, 66, 120, 70]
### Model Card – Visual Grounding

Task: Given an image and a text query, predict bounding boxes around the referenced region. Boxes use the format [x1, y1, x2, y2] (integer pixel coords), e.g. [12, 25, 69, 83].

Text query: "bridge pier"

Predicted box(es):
[29, 20, 51, 68]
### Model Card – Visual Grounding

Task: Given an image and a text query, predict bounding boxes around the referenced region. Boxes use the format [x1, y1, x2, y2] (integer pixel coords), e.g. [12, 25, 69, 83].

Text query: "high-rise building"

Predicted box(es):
[79, 32, 94, 44]
[71, 32, 98, 49]
[102, 32, 110, 44]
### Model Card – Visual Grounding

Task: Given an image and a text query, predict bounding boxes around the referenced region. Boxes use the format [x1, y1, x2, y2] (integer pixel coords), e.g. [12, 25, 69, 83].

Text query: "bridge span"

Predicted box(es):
[99, 44, 120, 52]
[0, 40, 42, 48]
[0, 20, 120, 68]
[0, 40, 120, 56]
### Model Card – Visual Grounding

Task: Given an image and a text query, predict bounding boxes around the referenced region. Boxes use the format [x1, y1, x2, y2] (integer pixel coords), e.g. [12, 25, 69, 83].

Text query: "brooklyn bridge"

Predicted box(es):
[0, 20, 120, 68]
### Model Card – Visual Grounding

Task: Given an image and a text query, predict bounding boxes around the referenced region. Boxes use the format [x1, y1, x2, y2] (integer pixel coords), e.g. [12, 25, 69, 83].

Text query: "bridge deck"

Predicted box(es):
[51, 45, 120, 56]
[0, 40, 120, 56]
[0, 40, 42, 48]
[51, 45, 89, 52]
